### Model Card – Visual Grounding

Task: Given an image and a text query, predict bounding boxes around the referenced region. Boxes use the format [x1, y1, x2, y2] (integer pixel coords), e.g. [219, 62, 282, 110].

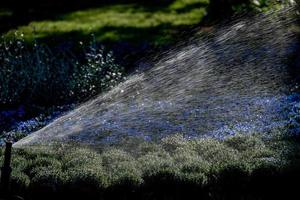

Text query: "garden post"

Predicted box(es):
[0, 140, 13, 196]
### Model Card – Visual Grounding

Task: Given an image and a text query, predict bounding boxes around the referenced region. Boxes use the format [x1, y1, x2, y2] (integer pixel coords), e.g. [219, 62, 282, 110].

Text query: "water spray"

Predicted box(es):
[14, 5, 300, 148]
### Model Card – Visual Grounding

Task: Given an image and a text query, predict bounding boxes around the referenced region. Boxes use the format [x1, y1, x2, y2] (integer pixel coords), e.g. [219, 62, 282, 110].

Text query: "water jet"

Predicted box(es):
[14, 6, 300, 149]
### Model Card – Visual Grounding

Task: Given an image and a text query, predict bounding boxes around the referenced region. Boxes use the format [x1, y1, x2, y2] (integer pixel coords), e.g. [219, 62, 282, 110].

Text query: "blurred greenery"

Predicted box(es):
[3, 0, 209, 46]
[1, 0, 292, 47]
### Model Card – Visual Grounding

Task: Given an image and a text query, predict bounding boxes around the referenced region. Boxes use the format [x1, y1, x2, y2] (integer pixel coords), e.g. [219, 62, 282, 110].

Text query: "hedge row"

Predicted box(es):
[1, 133, 299, 199]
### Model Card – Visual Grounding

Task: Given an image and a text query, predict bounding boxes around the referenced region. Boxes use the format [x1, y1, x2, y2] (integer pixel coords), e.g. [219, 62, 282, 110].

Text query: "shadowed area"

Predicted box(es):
[14, 6, 299, 148]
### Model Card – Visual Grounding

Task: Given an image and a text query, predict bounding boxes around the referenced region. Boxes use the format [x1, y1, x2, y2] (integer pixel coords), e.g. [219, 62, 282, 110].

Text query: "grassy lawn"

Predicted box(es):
[3, 0, 209, 46]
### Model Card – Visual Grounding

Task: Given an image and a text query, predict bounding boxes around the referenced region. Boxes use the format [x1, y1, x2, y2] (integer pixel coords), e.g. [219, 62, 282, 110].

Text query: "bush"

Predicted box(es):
[30, 166, 65, 189]
[11, 170, 30, 195]
[101, 149, 142, 187]
[0, 33, 124, 107]
[64, 167, 106, 199]
[0, 133, 297, 199]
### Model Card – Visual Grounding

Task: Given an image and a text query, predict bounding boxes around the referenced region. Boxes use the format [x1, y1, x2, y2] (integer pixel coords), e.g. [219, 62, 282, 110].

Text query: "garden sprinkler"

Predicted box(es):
[0, 136, 24, 200]
[0, 135, 13, 199]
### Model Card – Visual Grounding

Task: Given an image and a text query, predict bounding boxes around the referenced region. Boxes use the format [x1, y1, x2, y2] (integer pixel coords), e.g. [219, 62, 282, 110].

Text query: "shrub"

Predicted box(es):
[224, 134, 266, 151]
[62, 147, 102, 169]
[0, 33, 124, 107]
[27, 157, 62, 177]
[11, 156, 32, 172]
[64, 166, 107, 199]
[10, 170, 30, 195]
[161, 134, 191, 153]
[64, 149, 107, 187]
[138, 150, 177, 180]
[173, 147, 210, 184]
[224, 134, 275, 163]
[1, 133, 298, 199]
[29, 166, 66, 199]
[192, 138, 240, 166]
[101, 149, 142, 187]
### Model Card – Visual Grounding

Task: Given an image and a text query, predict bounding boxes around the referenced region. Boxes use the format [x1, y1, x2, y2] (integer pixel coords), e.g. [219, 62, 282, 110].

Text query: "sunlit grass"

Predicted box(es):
[2, 0, 288, 46]
[4, 0, 209, 46]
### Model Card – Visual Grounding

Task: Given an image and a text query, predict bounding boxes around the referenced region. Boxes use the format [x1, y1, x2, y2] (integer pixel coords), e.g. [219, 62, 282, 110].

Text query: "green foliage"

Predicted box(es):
[0, 34, 124, 107]
[224, 134, 274, 163]
[138, 150, 176, 177]
[1, 133, 294, 199]
[10, 170, 30, 194]
[102, 149, 143, 187]
[30, 166, 65, 191]
[65, 166, 106, 188]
